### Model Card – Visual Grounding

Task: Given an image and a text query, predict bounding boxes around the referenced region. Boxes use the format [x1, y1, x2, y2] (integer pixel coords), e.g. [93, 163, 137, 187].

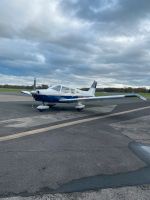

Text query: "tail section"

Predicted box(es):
[88, 80, 97, 96]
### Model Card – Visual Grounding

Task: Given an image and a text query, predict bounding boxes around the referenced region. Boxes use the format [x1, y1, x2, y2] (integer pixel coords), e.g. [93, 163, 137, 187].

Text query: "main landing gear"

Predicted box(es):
[75, 102, 85, 111]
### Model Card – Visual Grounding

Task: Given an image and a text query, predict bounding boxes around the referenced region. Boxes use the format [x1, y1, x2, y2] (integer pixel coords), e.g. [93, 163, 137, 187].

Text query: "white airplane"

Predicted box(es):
[22, 80, 147, 112]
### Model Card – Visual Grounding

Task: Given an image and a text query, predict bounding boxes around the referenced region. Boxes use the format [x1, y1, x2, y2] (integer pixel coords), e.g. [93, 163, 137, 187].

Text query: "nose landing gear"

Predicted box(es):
[37, 105, 49, 112]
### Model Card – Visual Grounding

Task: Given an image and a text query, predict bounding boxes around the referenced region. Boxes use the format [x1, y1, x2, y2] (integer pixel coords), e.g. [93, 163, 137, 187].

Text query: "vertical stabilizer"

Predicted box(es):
[88, 81, 97, 96]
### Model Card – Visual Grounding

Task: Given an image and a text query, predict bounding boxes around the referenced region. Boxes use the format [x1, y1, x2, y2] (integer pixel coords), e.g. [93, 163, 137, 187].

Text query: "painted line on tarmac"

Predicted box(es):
[0, 105, 150, 142]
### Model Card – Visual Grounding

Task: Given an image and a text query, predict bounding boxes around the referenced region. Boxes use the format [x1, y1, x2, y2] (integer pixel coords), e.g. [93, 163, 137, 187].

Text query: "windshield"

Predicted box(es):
[52, 85, 61, 92]
[62, 86, 70, 93]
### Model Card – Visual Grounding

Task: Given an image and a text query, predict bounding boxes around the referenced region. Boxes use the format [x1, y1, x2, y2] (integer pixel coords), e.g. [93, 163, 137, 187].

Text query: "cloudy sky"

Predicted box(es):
[0, 0, 150, 87]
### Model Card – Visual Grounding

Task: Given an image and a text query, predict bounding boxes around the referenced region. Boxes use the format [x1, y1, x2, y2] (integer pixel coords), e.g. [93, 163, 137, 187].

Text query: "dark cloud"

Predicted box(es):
[60, 0, 150, 24]
[0, 0, 150, 87]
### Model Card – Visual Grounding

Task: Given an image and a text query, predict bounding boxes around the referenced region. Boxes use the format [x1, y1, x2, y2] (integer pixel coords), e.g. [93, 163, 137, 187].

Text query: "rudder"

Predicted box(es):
[88, 80, 97, 96]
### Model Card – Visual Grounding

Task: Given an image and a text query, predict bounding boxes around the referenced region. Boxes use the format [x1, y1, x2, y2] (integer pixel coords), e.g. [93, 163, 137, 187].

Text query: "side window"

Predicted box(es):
[62, 86, 70, 93]
[71, 89, 75, 94]
[75, 89, 80, 94]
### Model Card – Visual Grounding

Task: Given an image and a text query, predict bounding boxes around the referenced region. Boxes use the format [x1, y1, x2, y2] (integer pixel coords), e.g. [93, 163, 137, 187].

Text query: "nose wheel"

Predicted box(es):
[48, 104, 56, 108]
[37, 104, 49, 112]
[37, 103, 56, 112]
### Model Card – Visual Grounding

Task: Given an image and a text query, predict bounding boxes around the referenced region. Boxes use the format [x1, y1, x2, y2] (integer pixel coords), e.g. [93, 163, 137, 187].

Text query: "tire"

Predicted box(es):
[49, 104, 55, 108]
[76, 108, 84, 112]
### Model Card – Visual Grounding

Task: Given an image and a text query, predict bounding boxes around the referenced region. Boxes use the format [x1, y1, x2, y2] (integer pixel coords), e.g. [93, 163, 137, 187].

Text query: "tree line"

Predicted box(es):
[0, 84, 150, 93]
[0, 84, 48, 89]
[82, 87, 150, 93]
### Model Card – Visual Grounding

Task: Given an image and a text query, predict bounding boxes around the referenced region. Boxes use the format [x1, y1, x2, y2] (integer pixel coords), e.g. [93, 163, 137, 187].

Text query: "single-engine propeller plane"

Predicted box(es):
[22, 79, 146, 112]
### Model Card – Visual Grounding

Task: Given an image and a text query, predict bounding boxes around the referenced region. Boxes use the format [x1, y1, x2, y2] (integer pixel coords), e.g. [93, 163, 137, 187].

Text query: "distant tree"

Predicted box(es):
[38, 84, 48, 89]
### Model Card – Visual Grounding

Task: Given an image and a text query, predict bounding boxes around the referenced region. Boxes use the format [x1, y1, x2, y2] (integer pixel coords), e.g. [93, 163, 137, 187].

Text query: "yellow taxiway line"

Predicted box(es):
[0, 105, 150, 142]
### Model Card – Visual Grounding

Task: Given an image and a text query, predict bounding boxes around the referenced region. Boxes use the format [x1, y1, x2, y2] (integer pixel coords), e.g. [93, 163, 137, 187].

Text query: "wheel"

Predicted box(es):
[38, 109, 44, 112]
[76, 108, 84, 112]
[48, 104, 56, 108]
[75, 103, 85, 111]
[37, 105, 49, 112]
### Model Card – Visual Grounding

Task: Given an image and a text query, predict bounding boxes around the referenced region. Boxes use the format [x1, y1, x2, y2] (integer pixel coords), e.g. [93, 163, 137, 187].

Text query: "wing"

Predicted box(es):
[21, 91, 32, 96]
[59, 93, 146, 103]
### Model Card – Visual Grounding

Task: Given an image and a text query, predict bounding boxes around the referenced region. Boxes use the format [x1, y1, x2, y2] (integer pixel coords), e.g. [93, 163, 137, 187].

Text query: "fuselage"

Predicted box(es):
[21, 80, 146, 112]
[31, 84, 93, 103]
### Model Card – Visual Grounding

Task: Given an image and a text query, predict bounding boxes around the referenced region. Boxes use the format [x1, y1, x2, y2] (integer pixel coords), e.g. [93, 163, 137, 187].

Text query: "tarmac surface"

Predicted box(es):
[0, 93, 150, 198]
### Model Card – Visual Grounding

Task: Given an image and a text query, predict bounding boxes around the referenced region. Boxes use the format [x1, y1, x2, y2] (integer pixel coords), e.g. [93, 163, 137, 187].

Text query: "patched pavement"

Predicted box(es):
[0, 93, 150, 198]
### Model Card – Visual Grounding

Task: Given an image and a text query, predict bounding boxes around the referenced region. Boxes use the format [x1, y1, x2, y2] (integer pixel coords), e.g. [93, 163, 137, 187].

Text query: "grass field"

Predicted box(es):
[0, 88, 24, 92]
[139, 92, 150, 99]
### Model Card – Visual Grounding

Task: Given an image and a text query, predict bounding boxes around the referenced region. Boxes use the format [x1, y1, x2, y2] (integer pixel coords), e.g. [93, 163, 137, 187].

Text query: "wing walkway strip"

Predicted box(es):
[0, 105, 150, 142]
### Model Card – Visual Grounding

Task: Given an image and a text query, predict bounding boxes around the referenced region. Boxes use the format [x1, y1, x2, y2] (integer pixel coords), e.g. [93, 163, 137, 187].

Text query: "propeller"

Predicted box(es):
[33, 77, 36, 90]
[31, 78, 38, 109]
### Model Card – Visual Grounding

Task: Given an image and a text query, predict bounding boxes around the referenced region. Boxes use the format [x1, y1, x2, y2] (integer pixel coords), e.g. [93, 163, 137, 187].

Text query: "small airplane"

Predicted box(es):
[22, 79, 147, 112]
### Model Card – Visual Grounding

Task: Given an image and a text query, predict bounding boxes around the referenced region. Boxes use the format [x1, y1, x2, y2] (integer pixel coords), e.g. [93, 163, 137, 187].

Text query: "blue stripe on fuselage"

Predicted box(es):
[32, 94, 78, 103]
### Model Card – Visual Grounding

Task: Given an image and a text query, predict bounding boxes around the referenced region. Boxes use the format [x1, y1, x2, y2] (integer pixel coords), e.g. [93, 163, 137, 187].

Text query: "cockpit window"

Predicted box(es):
[62, 86, 70, 93]
[71, 89, 75, 94]
[52, 85, 61, 92]
[75, 89, 80, 93]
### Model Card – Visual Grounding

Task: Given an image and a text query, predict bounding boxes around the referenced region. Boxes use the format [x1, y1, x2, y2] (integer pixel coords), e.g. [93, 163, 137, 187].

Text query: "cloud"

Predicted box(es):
[0, 0, 150, 87]
[60, 0, 150, 25]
